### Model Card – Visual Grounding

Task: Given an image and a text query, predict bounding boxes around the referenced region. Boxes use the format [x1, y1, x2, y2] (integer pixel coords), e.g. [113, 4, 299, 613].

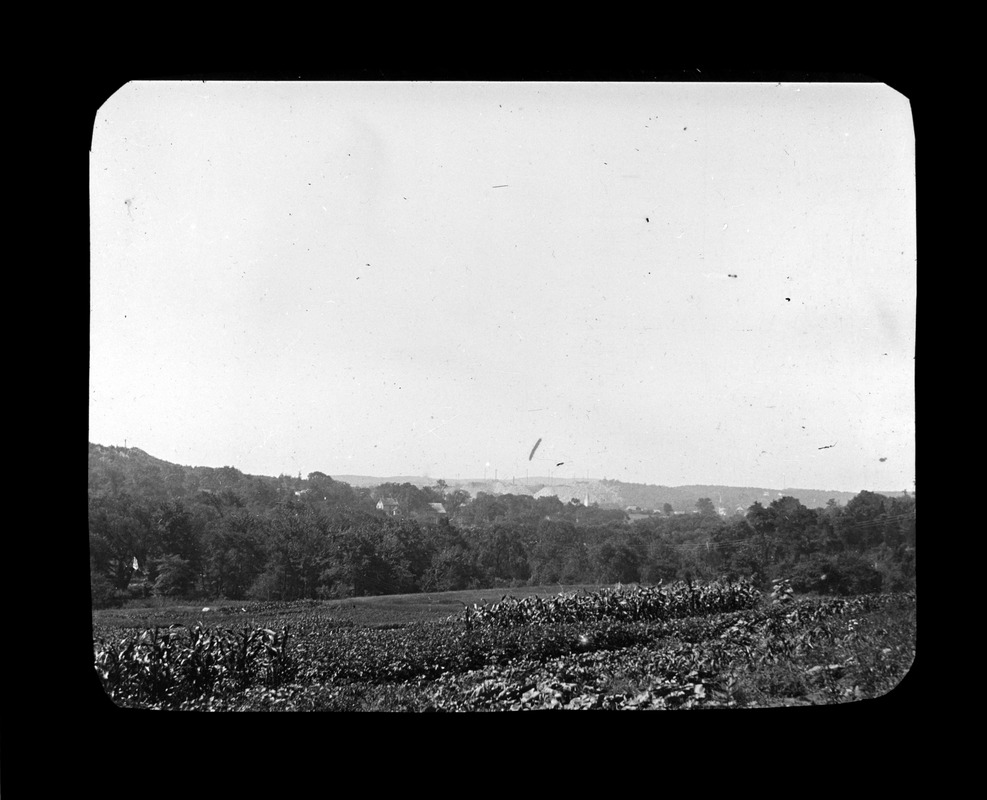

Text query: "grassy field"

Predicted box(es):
[92, 584, 612, 630]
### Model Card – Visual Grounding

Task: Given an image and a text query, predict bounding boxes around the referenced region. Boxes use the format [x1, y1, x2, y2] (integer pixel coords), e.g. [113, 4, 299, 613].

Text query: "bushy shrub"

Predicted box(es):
[247, 570, 282, 601]
[832, 553, 883, 595]
[871, 550, 915, 593]
[153, 555, 196, 598]
[128, 578, 153, 600]
[91, 572, 125, 609]
[787, 554, 833, 595]
[787, 553, 883, 596]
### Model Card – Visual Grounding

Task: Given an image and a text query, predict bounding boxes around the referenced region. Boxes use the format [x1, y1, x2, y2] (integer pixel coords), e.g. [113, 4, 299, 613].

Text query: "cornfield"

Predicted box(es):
[93, 580, 916, 711]
[456, 578, 762, 628]
[94, 624, 294, 709]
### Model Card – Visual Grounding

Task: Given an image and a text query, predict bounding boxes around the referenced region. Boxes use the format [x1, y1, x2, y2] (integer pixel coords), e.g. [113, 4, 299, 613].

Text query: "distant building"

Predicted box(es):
[415, 502, 448, 524]
[533, 484, 586, 504]
[376, 498, 400, 516]
[486, 481, 535, 497]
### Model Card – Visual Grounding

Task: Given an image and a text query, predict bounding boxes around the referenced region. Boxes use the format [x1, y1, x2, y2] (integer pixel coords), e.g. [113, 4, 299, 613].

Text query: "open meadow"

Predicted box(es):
[92, 579, 916, 711]
[92, 583, 608, 631]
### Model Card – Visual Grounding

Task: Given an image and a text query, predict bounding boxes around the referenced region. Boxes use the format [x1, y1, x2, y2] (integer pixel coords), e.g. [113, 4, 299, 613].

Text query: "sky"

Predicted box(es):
[89, 81, 916, 493]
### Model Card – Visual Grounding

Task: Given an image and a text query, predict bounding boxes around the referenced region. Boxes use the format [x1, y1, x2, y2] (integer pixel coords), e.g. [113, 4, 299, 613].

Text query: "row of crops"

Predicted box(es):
[93, 579, 916, 711]
[94, 625, 297, 708]
[457, 578, 762, 627]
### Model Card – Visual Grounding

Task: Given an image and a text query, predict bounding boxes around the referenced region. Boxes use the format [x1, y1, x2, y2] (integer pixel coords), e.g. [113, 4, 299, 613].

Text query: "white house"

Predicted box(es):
[376, 498, 400, 516]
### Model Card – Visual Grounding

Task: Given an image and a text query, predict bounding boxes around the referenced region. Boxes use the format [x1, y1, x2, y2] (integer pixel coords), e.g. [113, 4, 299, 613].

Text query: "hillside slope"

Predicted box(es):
[90, 443, 903, 511]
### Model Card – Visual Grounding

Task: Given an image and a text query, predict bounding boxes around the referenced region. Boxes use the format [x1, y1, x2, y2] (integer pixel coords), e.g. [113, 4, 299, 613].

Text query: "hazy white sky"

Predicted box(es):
[89, 81, 915, 492]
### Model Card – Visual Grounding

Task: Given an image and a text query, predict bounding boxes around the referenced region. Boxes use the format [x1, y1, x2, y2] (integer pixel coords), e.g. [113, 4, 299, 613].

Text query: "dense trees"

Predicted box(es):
[202, 510, 267, 599]
[695, 497, 717, 518]
[528, 519, 591, 585]
[88, 445, 916, 607]
[466, 524, 531, 585]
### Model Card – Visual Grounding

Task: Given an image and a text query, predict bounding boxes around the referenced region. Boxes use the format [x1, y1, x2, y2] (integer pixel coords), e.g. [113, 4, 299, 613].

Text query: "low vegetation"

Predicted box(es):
[93, 579, 916, 711]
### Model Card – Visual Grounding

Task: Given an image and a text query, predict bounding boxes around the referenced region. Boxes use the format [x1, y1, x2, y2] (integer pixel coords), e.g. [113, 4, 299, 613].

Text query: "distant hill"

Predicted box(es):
[322, 476, 888, 511]
[90, 444, 904, 511]
[333, 475, 435, 488]
[449, 479, 864, 512]
[88, 442, 284, 504]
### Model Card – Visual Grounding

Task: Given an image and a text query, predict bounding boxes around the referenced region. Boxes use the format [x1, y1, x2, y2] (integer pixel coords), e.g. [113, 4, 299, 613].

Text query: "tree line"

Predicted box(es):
[88, 447, 915, 607]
